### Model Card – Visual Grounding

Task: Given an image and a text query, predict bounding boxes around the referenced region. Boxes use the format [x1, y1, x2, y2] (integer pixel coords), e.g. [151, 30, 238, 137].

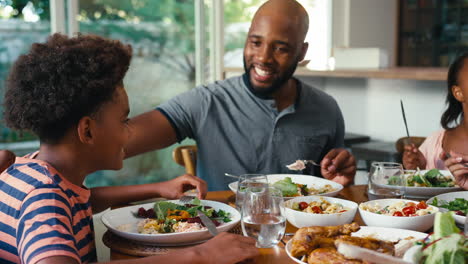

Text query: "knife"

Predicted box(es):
[337, 242, 412, 264]
[400, 100, 411, 142]
[197, 210, 218, 236]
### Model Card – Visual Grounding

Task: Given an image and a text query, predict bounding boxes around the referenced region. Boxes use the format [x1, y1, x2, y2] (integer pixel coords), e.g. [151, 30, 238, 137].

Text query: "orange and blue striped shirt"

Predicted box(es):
[0, 154, 96, 264]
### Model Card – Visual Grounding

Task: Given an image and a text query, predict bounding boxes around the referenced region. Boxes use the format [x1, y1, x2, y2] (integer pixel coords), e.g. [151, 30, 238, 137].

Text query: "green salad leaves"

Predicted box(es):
[419, 212, 467, 264]
[272, 177, 299, 197]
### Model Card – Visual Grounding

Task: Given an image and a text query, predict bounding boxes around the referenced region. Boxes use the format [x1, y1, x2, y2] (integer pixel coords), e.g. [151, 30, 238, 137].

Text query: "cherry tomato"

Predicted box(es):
[312, 206, 323, 214]
[299, 202, 309, 211]
[402, 206, 416, 216]
[416, 201, 428, 210]
[393, 211, 403, 217]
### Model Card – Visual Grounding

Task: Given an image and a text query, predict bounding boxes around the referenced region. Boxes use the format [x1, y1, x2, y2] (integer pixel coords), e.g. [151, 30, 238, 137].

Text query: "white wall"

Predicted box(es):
[332, 0, 398, 66]
[298, 76, 447, 142]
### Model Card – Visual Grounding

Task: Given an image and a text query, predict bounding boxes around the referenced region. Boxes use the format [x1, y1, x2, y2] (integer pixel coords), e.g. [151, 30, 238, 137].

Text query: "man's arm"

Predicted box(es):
[125, 110, 178, 158]
[90, 174, 208, 213]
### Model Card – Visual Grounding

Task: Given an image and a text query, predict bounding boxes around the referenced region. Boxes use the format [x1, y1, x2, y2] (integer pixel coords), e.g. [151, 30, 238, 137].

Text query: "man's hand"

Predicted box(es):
[157, 174, 208, 200]
[320, 148, 356, 186]
[192, 232, 259, 264]
[0, 150, 15, 173]
[402, 143, 426, 170]
[442, 151, 468, 190]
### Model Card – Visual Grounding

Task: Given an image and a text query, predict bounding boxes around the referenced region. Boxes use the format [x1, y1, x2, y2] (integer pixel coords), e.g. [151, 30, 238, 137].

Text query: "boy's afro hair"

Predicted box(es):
[4, 33, 132, 143]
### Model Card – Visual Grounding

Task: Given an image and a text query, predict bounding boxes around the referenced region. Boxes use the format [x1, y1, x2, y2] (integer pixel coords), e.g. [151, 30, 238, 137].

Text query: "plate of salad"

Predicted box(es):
[403, 212, 467, 264]
[101, 198, 240, 245]
[384, 169, 462, 198]
[228, 174, 343, 200]
[427, 191, 468, 225]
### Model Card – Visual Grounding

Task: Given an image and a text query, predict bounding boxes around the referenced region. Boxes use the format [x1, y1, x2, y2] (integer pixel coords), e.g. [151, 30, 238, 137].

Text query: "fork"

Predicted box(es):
[179, 195, 195, 204]
[304, 160, 321, 167]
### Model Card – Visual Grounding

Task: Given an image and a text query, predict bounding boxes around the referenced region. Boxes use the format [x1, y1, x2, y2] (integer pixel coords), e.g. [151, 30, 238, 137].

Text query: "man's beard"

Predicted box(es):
[243, 57, 299, 98]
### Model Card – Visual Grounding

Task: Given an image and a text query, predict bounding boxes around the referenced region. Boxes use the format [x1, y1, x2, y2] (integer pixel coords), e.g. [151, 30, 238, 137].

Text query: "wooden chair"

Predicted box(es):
[173, 145, 197, 175]
[395, 137, 426, 154]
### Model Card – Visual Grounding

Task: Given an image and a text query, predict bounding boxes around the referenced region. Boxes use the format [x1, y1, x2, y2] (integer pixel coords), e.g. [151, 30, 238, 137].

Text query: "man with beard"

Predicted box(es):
[125, 0, 357, 191]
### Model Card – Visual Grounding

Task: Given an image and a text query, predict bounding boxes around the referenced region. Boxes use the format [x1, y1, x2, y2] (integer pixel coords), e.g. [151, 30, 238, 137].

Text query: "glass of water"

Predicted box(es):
[368, 162, 406, 200]
[241, 186, 286, 248]
[235, 174, 268, 209]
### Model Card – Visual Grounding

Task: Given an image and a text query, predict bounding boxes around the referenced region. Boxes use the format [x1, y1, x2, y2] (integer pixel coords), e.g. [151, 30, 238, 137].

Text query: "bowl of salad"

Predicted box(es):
[101, 198, 240, 245]
[427, 191, 468, 225]
[228, 174, 343, 200]
[359, 199, 438, 232]
[403, 212, 467, 264]
[384, 169, 463, 198]
[283, 196, 357, 228]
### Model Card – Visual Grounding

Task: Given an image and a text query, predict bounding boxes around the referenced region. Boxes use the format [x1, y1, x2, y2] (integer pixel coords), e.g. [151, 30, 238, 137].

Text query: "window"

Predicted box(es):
[0, 0, 49, 145]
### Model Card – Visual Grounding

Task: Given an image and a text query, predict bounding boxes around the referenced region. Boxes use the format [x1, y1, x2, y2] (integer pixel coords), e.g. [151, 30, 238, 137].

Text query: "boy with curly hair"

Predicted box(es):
[0, 34, 257, 264]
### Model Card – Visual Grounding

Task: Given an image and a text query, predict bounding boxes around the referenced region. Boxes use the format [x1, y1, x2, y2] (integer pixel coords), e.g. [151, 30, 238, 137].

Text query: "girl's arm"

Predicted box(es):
[90, 174, 207, 213]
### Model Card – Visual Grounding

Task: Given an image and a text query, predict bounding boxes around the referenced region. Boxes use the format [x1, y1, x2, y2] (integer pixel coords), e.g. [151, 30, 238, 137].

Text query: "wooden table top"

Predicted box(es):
[108, 185, 369, 263]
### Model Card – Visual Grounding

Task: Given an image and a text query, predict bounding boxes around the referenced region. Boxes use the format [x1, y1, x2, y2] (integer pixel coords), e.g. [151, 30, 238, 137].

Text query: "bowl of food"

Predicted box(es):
[359, 199, 438, 232]
[283, 196, 357, 228]
[228, 174, 343, 200]
[427, 191, 468, 225]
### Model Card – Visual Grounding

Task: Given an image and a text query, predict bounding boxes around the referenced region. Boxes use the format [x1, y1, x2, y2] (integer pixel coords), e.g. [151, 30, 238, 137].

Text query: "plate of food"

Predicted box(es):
[285, 223, 426, 264]
[228, 174, 343, 199]
[382, 169, 462, 198]
[426, 191, 468, 225]
[101, 198, 240, 246]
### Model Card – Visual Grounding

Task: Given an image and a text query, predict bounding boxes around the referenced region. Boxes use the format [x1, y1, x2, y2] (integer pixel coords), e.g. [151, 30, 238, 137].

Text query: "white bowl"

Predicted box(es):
[101, 200, 240, 246]
[359, 199, 438, 232]
[228, 174, 343, 200]
[283, 196, 357, 228]
[427, 191, 468, 225]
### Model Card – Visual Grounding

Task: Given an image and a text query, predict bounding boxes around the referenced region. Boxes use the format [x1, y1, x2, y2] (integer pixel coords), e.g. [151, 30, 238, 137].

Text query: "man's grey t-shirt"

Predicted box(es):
[157, 75, 345, 191]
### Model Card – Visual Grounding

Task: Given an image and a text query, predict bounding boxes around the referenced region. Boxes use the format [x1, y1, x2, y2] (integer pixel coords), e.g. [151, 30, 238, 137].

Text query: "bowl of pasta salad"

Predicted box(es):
[283, 196, 357, 228]
[359, 199, 438, 232]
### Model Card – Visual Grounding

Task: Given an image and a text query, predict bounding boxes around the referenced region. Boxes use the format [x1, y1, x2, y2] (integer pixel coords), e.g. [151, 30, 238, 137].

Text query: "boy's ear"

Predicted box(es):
[452, 85, 465, 102]
[77, 117, 95, 144]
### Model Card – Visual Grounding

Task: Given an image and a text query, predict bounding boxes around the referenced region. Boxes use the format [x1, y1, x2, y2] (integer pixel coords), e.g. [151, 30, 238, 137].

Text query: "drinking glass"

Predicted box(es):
[241, 186, 286, 248]
[368, 162, 406, 200]
[235, 174, 269, 209]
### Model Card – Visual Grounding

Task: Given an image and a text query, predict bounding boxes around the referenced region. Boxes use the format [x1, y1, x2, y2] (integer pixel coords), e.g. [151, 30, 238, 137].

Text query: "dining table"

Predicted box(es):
[106, 184, 370, 263]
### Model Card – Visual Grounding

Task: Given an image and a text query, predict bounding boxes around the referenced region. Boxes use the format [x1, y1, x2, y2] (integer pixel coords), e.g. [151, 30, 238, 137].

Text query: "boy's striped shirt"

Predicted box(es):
[0, 154, 96, 264]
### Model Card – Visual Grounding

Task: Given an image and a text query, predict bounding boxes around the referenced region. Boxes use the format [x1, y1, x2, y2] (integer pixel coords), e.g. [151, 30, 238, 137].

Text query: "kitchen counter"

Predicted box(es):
[224, 67, 447, 81]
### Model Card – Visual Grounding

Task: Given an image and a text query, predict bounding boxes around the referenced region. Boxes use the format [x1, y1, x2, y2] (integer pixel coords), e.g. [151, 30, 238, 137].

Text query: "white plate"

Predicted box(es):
[427, 191, 468, 225]
[101, 200, 240, 246]
[378, 170, 462, 199]
[285, 226, 427, 264]
[228, 174, 343, 200]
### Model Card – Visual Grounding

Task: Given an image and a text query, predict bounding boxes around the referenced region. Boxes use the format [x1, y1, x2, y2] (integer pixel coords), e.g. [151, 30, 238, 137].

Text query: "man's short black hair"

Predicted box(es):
[4, 33, 132, 144]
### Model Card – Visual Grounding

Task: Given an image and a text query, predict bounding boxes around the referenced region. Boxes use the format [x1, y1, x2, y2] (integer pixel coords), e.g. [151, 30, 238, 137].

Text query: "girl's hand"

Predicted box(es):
[442, 151, 468, 190]
[157, 174, 208, 200]
[402, 144, 426, 169]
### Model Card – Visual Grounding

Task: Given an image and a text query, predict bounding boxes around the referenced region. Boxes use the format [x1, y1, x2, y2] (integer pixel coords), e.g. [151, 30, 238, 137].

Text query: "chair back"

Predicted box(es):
[395, 137, 426, 154]
[173, 145, 197, 175]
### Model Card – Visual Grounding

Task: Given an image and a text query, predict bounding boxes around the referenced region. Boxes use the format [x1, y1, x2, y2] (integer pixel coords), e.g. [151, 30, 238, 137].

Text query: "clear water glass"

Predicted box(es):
[368, 162, 406, 200]
[235, 174, 269, 209]
[241, 186, 286, 248]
